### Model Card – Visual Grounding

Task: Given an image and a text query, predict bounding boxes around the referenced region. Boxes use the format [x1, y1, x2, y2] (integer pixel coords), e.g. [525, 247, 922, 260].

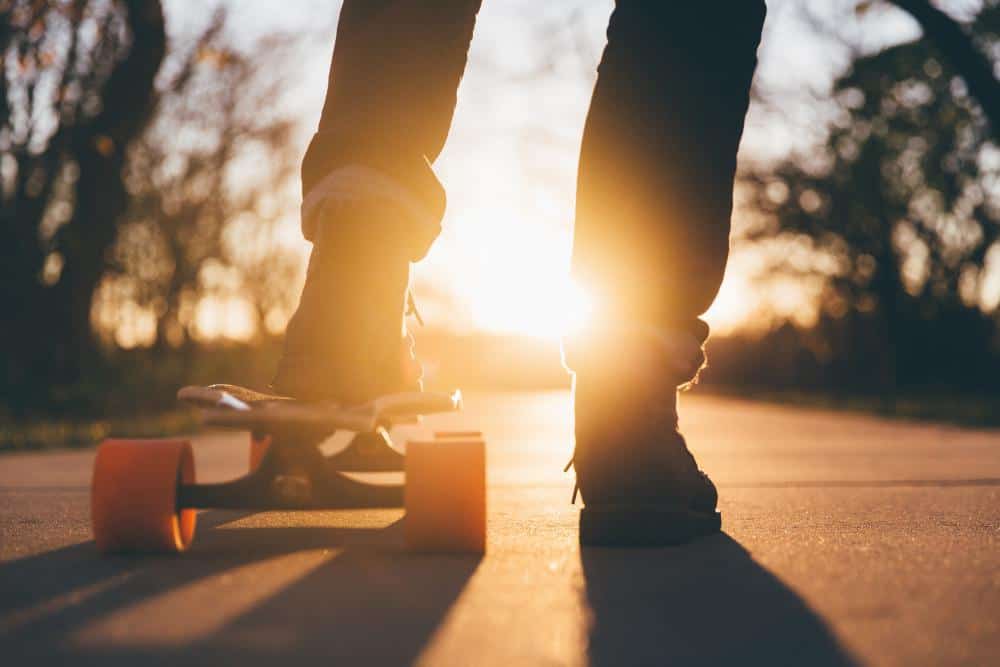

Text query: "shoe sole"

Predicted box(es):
[579, 506, 721, 547]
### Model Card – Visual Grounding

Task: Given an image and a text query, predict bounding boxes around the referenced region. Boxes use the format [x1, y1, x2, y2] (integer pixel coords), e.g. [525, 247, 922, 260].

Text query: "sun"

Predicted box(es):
[419, 206, 763, 340]
[702, 279, 753, 336]
[469, 273, 593, 340]
[423, 208, 593, 340]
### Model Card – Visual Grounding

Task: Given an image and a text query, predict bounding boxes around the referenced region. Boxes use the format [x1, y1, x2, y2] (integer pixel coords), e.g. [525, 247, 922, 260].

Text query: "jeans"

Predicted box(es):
[303, 0, 766, 345]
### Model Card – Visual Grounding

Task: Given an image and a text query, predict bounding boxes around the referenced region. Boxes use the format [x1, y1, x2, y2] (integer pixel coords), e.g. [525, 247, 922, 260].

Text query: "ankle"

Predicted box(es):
[563, 324, 707, 389]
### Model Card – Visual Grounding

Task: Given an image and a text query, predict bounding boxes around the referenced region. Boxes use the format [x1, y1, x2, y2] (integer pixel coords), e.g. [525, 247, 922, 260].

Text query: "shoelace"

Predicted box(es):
[564, 456, 578, 504]
[406, 291, 424, 326]
[408, 288, 582, 504]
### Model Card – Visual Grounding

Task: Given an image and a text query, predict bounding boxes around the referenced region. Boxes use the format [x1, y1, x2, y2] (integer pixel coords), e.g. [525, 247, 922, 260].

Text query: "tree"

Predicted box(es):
[886, 0, 1000, 133]
[2, 3, 303, 415]
[96, 25, 301, 353]
[743, 5, 1000, 393]
[1, 0, 166, 411]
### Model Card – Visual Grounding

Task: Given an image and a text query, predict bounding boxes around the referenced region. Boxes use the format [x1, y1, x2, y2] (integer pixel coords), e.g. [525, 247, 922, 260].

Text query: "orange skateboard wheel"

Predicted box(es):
[249, 434, 272, 471]
[91, 439, 196, 554]
[405, 435, 486, 553]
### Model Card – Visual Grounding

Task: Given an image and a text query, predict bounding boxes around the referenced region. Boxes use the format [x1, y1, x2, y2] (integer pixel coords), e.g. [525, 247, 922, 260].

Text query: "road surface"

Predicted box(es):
[2, 392, 998, 666]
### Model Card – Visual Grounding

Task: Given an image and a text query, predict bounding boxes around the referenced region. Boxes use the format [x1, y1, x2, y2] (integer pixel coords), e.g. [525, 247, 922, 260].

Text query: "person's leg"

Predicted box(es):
[565, 1, 766, 545]
[275, 0, 481, 402]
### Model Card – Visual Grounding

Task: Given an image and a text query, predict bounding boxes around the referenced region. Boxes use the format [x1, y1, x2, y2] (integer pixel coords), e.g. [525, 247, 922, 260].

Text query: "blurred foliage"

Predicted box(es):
[2, 0, 166, 414]
[739, 1, 1000, 395]
[1, 1, 300, 417]
[5, 0, 1000, 436]
[96, 14, 300, 352]
[0, 339, 284, 450]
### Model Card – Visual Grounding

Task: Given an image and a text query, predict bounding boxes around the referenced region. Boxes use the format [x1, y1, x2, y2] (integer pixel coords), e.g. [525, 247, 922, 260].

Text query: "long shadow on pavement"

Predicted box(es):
[1, 510, 253, 633]
[2, 511, 481, 666]
[582, 533, 858, 666]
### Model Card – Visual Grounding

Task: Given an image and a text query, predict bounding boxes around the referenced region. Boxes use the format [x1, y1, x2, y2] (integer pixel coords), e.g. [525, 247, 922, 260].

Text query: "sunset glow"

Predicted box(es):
[467, 271, 594, 340]
[98, 0, 862, 348]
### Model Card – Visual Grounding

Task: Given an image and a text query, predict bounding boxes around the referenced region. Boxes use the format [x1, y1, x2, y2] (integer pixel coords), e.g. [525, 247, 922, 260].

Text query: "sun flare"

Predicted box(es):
[468, 274, 593, 340]
[421, 204, 596, 340]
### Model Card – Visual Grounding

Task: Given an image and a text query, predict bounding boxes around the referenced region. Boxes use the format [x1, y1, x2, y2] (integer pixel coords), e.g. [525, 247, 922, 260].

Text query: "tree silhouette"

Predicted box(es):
[1, 0, 166, 411]
[743, 3, 1000, 394]
[886, 0, 1000, 134]
[1, 3, 300, 415]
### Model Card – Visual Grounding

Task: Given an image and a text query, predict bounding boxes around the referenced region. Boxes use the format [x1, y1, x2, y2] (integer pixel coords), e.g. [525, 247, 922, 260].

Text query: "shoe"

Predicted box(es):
[272, 196, 421, 404]
[564, 325, 720, 546]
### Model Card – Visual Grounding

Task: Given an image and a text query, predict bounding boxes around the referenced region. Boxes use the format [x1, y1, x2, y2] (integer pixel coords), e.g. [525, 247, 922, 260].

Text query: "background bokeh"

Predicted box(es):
[3, 0, 1000, 444]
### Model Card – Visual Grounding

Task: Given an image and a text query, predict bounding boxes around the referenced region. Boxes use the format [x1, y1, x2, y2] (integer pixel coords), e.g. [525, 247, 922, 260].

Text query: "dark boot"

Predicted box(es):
[564, 325, 720, 546]
[273, 196, 421, 404]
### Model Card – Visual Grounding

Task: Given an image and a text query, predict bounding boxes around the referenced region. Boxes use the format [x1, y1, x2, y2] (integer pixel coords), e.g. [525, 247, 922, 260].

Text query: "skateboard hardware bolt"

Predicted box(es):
[272, 474, 313, 505]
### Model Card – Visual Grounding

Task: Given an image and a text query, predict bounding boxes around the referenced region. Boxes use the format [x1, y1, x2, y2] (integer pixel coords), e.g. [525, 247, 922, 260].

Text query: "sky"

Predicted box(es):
[163, 0, 922, 340]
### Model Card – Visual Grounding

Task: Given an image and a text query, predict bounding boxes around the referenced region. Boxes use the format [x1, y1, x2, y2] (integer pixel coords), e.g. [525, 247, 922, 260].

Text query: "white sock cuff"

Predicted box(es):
[301, 164, 442, 254]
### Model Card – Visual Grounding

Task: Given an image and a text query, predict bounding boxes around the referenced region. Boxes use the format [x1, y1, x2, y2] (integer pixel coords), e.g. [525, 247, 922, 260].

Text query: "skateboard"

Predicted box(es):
[91, 384, 486, 555]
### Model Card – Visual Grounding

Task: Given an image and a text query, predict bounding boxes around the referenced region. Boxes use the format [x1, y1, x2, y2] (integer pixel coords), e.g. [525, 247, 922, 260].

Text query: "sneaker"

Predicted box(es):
[272, 196, 422, 404]
[564, 325, 720, 546]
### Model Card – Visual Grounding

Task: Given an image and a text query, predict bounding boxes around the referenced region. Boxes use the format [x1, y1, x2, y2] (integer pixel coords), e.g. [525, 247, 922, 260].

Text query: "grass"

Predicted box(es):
[0, 409, 199, 453]
[703, 385, 1000, 429]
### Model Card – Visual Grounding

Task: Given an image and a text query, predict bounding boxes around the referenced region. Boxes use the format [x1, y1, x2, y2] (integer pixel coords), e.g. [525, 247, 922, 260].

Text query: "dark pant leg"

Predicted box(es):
[302, 0, 482, 249]
[572, 1, 766, 343]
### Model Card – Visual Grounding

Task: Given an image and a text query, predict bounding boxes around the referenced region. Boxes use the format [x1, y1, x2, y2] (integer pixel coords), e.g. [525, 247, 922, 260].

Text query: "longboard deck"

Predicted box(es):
[177, 384, 462, 434]
[180, 383, 290, 405]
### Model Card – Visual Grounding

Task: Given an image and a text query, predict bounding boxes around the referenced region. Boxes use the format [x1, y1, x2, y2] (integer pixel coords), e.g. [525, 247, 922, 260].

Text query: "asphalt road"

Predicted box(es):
[2, 392, 998, 666]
